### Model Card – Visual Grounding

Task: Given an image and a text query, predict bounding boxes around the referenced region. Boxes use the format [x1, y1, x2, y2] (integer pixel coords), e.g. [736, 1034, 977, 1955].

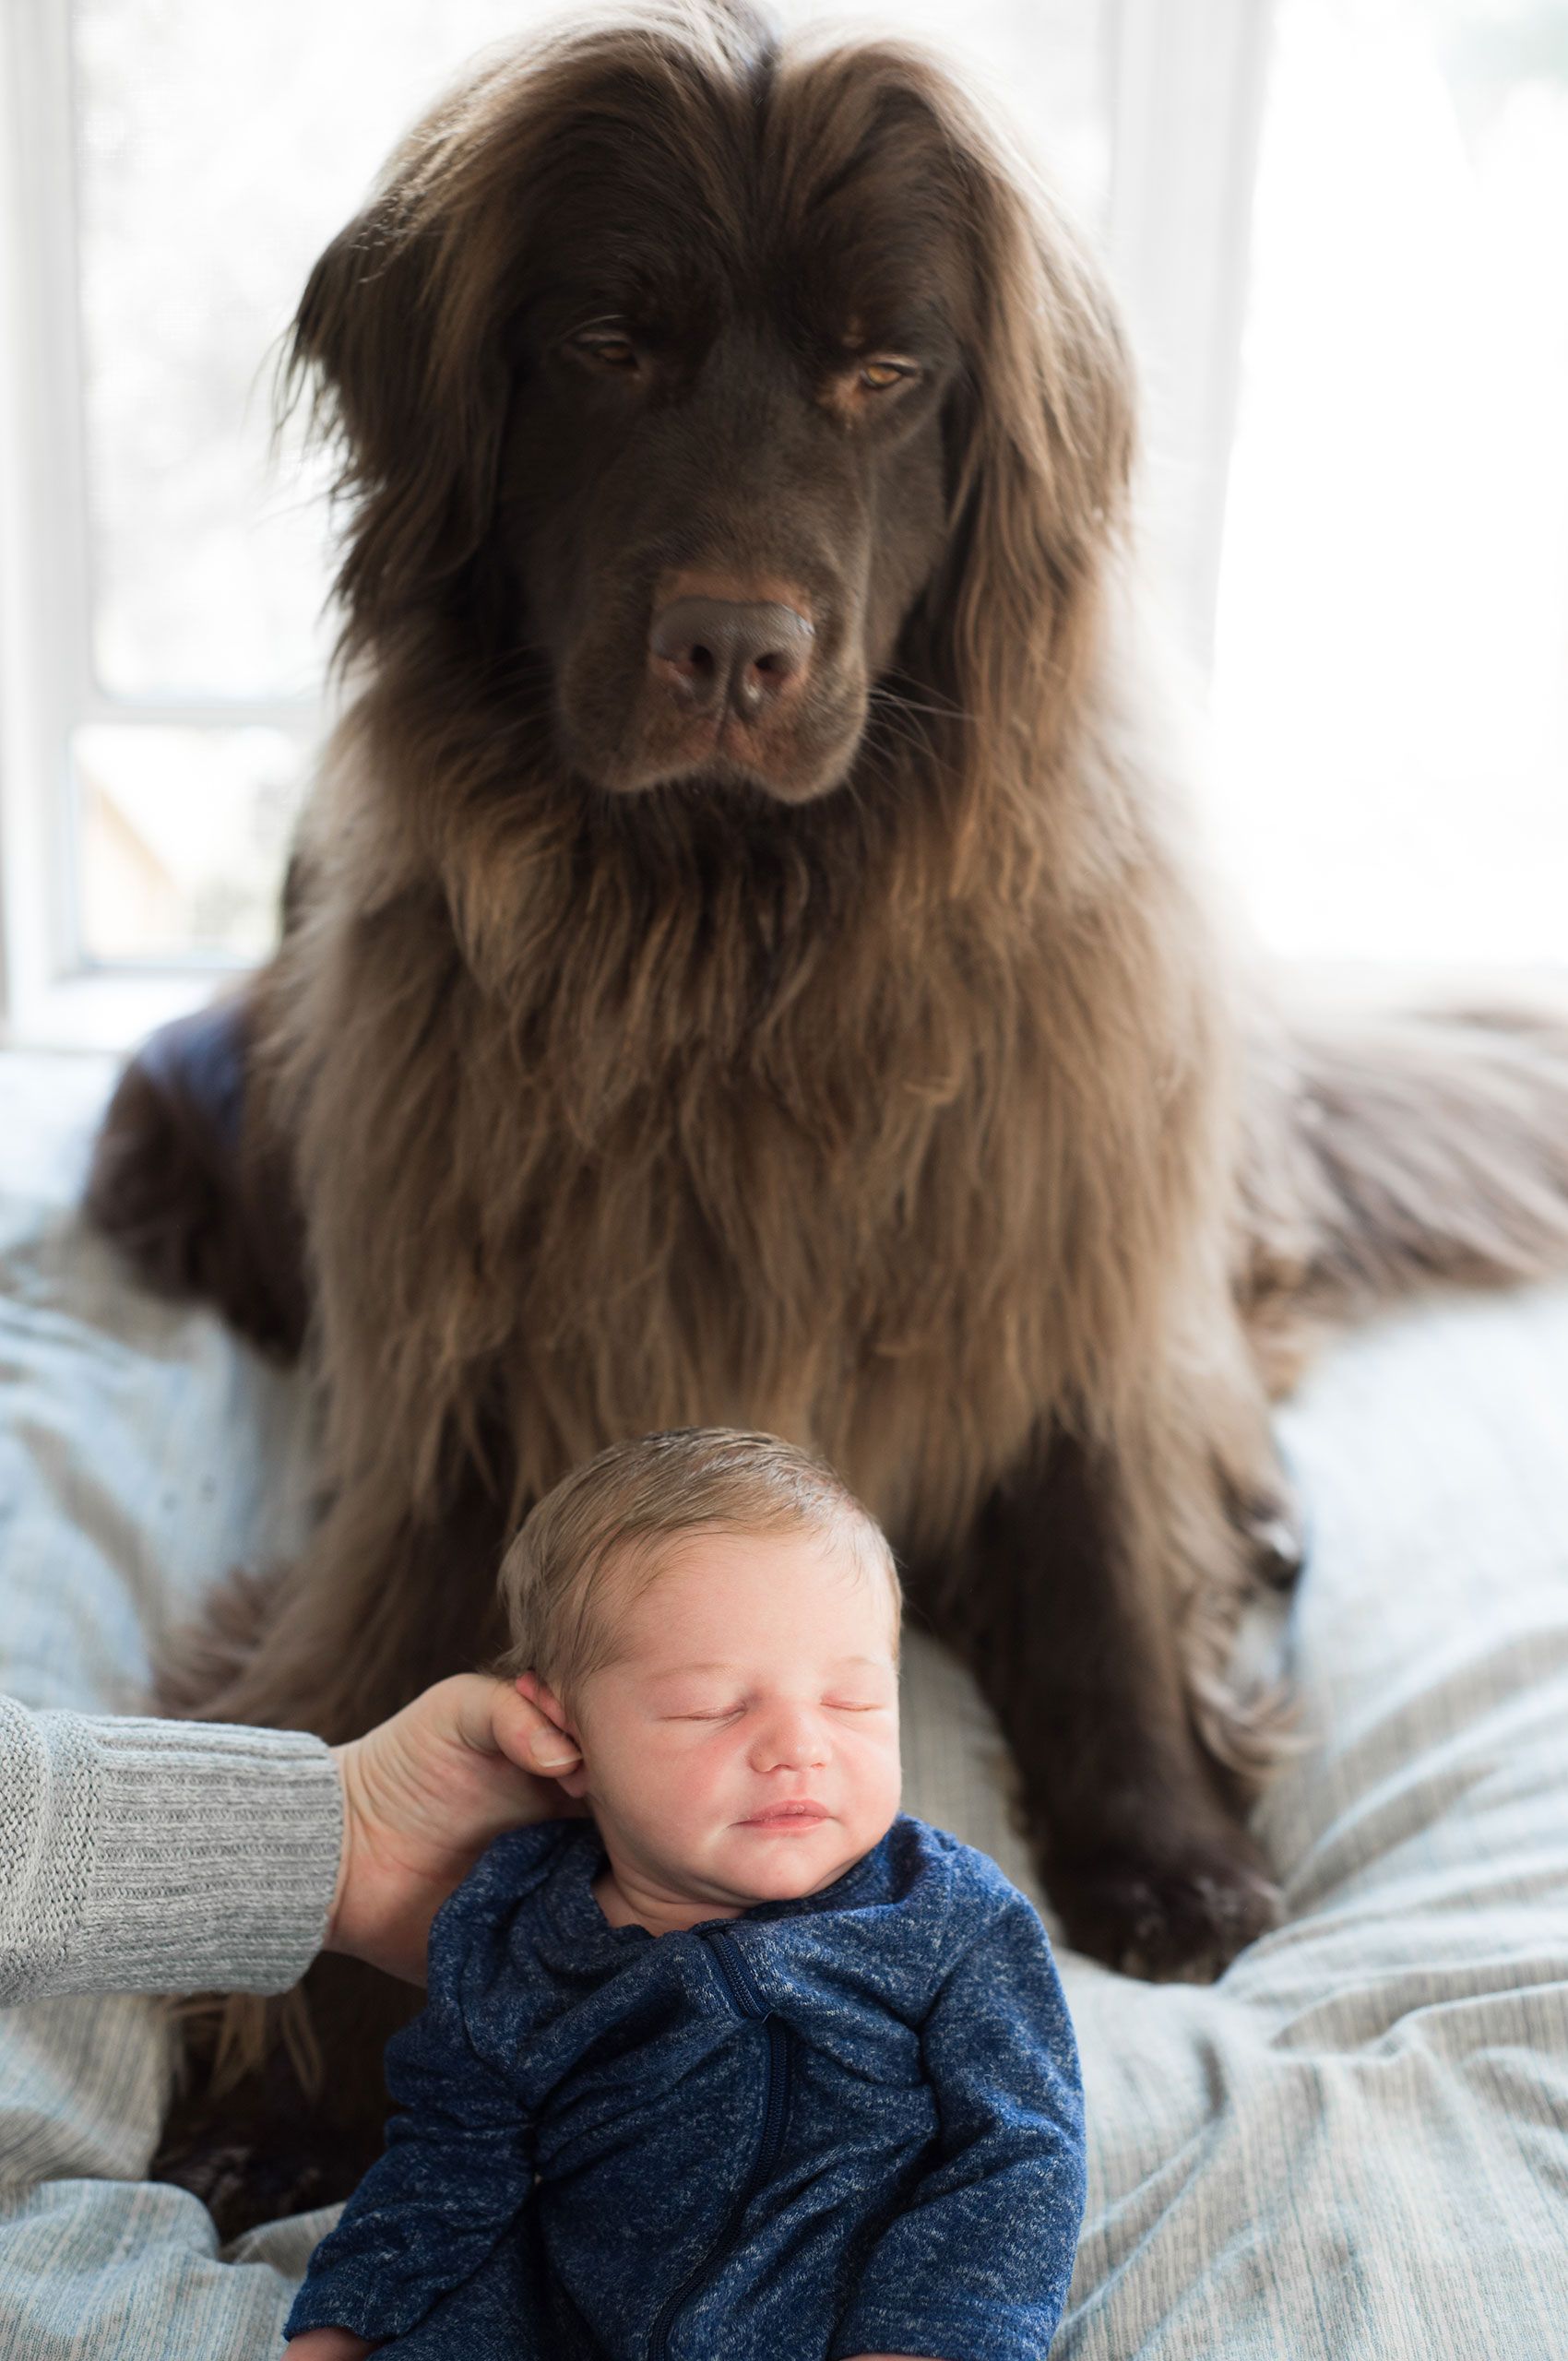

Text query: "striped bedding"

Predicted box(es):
[2, 1050, 1565, 2357]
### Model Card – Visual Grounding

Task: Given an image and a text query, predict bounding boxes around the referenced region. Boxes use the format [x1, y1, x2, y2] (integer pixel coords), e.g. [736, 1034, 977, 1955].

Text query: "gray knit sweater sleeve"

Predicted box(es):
[0, 1694, 342, 2005]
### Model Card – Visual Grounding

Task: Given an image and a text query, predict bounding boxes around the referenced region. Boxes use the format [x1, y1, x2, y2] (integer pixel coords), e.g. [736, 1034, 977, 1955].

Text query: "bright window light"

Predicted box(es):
[1208, 0, 1568, 966]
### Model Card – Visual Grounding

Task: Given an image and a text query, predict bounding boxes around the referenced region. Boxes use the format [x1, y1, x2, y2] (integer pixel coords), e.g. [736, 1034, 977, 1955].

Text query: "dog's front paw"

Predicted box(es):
[1049, 1836, 1283, 1982]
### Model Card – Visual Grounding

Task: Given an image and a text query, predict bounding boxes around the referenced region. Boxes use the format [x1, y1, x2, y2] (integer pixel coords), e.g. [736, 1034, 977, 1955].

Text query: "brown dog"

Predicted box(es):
[86, 0, 1568, 2226]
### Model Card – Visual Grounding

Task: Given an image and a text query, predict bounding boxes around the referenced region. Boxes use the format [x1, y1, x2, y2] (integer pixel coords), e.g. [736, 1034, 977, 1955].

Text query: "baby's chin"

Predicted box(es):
[715, 1812, 891, 1904]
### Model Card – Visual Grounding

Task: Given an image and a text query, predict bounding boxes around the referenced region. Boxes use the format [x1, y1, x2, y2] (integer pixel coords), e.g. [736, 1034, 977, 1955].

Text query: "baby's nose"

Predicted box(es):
[751, 1704, 830, 1768]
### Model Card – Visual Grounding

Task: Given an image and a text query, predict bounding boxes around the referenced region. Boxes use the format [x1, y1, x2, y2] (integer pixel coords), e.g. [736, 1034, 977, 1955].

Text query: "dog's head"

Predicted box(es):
[285, 0, 1134, 825]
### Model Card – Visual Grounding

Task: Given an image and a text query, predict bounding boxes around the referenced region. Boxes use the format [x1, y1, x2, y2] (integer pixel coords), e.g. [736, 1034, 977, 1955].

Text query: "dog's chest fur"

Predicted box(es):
[503, 1058, 1060, 1561]
[285, 864, 1075, 1565]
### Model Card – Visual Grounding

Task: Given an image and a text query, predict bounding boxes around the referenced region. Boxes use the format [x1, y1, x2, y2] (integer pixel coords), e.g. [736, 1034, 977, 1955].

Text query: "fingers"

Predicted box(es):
[435, 1670, 580, 1778]
[496, 1676, 580, 1774]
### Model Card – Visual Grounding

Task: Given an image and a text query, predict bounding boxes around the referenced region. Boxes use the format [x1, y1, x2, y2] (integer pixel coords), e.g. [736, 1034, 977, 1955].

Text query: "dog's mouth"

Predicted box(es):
[631, 736, 834, 801]
[592, 699, 867, 806]
[636, 705, 774, 792]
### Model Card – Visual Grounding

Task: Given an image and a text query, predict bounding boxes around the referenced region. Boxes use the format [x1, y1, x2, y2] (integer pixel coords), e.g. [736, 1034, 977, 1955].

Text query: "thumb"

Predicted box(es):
[491, 1675, 581, 1777]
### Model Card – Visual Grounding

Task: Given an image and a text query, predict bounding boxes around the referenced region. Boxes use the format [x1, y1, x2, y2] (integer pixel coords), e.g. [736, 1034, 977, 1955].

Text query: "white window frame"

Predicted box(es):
[0, 0, 1273, 1054]
[0, 0, 327, 1051]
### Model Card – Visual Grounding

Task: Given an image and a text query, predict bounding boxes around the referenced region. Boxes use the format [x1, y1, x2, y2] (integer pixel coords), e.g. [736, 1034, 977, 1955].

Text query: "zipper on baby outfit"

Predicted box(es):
[646, 1927, 794, 2361]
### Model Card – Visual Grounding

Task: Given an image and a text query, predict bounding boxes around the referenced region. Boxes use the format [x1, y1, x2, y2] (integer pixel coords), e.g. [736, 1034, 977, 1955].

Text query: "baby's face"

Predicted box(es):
[552, 1524, 901, 1921]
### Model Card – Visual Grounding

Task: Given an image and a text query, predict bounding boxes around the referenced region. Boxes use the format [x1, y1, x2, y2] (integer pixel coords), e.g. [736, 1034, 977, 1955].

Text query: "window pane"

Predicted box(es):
[70, 0, 560, 703]
[1207, 0, 1568, 966]
[74, 724, 307, 963]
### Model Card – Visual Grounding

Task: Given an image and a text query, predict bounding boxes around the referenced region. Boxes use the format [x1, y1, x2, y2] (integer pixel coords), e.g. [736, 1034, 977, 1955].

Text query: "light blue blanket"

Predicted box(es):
[2, 1050, 1565, 2357]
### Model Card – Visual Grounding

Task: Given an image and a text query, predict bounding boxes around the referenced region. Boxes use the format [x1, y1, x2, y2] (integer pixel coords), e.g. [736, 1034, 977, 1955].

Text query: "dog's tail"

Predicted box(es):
[1241, 991, 1568, 1384]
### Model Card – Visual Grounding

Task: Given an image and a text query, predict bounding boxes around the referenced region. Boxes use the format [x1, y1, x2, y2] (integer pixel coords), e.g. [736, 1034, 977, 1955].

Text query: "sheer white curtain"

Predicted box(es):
[1105, 0, 1276, 675]
[1208, 0, 1568, 971]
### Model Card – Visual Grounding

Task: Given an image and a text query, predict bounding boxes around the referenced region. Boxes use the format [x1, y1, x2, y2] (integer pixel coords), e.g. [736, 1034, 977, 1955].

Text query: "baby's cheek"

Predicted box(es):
[850, 1728, 903, 1815]
[612, 1729, 702, 1827]
[652, 1732, 736, 1832]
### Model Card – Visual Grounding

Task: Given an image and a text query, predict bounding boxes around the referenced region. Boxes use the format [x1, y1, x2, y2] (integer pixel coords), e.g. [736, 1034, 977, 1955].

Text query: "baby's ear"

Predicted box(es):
[516, 1671, 592, 1799]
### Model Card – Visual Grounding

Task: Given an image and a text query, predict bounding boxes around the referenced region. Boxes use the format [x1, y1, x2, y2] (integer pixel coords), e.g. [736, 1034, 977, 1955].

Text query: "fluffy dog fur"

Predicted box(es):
[86, 0, 1568, 2228]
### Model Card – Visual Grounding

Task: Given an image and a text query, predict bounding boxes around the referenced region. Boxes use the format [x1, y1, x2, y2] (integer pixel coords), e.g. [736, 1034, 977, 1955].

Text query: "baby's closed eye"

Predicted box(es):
[667, 1699, 887, 1720]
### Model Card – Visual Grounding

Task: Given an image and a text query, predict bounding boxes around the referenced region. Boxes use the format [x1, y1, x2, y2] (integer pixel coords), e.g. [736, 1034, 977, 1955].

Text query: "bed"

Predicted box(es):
[2, 1047, 1565, 2358]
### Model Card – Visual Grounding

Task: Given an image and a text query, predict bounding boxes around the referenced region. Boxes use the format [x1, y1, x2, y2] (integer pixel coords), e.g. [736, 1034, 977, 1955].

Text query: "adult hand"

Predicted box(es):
[283, 2332, 379, 2359]
[326, 1672, 586, 1983]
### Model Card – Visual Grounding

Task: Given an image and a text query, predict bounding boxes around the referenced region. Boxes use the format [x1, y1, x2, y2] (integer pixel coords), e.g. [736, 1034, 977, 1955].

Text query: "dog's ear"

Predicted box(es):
[909, 125, 1137, 777]
[291, 196, 436, 488]
[281, 176, 514, 645]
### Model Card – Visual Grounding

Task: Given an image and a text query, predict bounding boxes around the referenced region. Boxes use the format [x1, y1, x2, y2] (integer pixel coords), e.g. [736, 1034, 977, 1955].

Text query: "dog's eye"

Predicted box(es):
[859, 359, 916, 392]
[568, 329, 641, 373]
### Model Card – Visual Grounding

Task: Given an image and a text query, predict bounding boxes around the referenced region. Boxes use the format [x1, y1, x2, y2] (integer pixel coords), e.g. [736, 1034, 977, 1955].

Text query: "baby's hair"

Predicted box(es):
[490, 1426, 902, 1714]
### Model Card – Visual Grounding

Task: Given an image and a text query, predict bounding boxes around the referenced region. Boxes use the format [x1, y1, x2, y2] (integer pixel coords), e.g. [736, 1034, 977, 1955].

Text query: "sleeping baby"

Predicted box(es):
[283, 1425, 1086, 2361]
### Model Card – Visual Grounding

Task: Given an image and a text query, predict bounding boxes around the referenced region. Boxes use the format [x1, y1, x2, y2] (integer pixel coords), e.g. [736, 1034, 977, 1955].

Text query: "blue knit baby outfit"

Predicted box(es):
[284, 1811, 1086, 2360]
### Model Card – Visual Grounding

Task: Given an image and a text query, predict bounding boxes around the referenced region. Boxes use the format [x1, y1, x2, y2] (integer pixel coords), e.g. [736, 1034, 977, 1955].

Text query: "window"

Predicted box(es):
[1208, 0, 1568, 968]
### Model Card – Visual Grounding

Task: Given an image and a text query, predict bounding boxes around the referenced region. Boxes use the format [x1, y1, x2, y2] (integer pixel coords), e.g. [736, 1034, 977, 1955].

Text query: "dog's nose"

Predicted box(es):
[648, 595, 814, 721]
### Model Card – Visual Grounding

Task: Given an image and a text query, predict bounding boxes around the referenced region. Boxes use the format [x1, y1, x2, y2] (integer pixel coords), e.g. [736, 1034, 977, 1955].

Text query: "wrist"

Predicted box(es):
[324, 1742, 357, 1955]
